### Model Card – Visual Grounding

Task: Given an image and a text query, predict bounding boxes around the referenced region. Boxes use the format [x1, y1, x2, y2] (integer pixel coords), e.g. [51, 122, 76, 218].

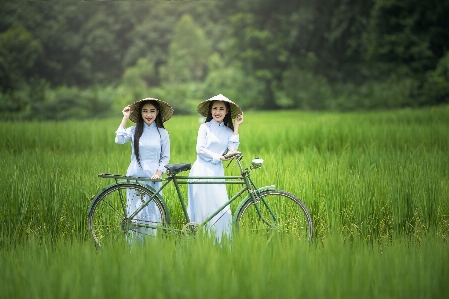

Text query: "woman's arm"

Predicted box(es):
[115, 105, 133, 144]
[154, 130, 170, 178]
[120, 105, 131, 129]
[224, 112, 243, 156]
[233, 112, 244, 135]
[196, 125, 222, 163]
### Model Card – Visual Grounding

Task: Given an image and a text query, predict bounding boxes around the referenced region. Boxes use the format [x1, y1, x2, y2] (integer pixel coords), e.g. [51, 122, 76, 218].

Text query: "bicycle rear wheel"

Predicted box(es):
[88, 183, 168, 247]
[235, 190, 313, 241]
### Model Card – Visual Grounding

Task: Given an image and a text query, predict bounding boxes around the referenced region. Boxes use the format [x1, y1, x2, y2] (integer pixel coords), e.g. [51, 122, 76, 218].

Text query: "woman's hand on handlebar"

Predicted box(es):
[221, 151, 241, 160]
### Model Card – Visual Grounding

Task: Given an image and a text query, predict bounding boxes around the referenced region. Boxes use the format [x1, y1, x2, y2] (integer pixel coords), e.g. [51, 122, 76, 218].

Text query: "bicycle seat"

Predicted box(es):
[165, 163, 191, 175]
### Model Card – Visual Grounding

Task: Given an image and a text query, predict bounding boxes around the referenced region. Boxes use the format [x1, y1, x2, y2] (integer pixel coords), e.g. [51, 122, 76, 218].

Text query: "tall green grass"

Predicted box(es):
[1, 107, 448, 245]
[1, 235, 447, 298]
[0, 106, 448, 298]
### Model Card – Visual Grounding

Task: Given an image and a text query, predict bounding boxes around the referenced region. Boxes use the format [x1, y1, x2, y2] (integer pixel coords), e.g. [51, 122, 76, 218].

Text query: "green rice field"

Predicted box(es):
[1, 106, 448, 298]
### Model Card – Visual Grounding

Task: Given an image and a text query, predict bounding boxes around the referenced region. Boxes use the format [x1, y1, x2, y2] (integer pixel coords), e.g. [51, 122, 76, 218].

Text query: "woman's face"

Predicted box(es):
[141, 103, 159, 126]
[210, 101, 228, 124]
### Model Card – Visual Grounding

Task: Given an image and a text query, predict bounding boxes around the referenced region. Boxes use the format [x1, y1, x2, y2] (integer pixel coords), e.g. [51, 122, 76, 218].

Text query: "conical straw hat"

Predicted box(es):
[129, 98, 174, 123]
[196, 94, 242, 118]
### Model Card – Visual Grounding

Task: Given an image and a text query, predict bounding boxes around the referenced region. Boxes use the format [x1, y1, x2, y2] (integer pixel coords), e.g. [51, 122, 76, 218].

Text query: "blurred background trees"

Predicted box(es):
[0, 0, 448, 120]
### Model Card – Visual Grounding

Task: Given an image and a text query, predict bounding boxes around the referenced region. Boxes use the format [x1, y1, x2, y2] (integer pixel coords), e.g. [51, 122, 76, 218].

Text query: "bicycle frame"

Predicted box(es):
[88, 155, 278, 233]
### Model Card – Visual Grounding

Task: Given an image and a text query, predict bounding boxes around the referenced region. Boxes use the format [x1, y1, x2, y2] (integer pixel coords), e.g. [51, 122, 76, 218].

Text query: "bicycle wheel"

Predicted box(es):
[235, 190, 313, 241]
[88, 183, 168, 247]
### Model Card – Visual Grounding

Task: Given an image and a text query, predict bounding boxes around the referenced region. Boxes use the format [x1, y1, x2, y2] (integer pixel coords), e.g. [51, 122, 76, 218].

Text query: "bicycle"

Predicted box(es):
[87, 152, 313, 247]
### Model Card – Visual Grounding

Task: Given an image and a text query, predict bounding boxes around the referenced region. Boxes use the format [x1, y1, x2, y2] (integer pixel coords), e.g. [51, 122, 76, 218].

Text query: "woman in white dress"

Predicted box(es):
[115, 98, 173, 240]
[188, 94, 244, 240]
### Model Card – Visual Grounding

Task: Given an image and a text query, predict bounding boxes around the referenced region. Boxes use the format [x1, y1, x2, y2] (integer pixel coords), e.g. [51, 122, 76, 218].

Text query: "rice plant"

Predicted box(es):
[0, 106, 448, 298]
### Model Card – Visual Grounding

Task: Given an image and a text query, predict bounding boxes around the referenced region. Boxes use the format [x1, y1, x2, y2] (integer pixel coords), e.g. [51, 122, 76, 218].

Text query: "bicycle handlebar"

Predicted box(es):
[223, 151, 242, 160]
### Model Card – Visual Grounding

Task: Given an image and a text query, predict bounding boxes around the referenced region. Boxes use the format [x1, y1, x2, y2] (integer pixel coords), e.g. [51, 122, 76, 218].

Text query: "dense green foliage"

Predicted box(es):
[1, 0, 448, 120]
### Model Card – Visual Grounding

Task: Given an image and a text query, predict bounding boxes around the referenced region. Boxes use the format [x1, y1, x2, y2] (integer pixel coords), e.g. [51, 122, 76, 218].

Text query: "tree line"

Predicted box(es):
[1, 0, 448, 120]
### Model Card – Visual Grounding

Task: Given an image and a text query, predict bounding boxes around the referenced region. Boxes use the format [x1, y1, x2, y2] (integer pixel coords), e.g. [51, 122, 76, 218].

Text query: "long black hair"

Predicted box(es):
[205, 101, 234, 131]
[134, 100, 165, 168]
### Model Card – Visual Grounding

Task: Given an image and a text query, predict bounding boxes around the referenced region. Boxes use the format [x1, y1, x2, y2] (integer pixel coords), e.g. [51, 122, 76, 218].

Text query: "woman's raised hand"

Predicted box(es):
[234, 112, 244, 126]
[122, 105, 131, 118]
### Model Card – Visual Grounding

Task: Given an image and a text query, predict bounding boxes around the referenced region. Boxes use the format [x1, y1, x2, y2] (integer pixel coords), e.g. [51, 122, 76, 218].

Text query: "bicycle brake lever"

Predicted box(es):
[226, 154, 243, 169]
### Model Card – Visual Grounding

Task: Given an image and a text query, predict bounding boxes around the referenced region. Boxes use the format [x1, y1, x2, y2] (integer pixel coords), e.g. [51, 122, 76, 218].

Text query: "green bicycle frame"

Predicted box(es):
[88, 160, 279, 232]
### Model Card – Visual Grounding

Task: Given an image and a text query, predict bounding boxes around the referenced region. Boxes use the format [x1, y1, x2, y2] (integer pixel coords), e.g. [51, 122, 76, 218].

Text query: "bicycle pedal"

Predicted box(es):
[182, 222, 200, 234]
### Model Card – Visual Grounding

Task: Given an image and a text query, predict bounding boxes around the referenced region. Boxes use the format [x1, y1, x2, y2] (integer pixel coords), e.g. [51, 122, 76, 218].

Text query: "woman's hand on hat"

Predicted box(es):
[122, 105, 131, 118]
[235, 112, 244, 126]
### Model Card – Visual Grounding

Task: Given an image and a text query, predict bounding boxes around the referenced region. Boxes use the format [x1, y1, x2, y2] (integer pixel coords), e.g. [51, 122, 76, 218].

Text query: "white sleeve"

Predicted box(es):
[196, 125, 222, 164]
[115, 126, 133, 144]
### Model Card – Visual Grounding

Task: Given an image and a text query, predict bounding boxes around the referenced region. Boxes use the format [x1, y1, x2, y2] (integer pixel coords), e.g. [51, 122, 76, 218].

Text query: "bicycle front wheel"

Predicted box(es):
[235, 190, 313, 241]
[88, 183, 168, 247]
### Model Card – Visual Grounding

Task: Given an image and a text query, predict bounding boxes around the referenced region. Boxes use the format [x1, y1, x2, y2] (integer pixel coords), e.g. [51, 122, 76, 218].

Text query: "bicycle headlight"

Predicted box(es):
[251, 158, 264, 168]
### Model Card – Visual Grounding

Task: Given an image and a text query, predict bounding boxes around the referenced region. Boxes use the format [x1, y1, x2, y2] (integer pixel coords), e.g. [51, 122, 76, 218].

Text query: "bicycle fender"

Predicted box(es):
[87, 182, 119, 214]
[232, 185, 276, 223]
